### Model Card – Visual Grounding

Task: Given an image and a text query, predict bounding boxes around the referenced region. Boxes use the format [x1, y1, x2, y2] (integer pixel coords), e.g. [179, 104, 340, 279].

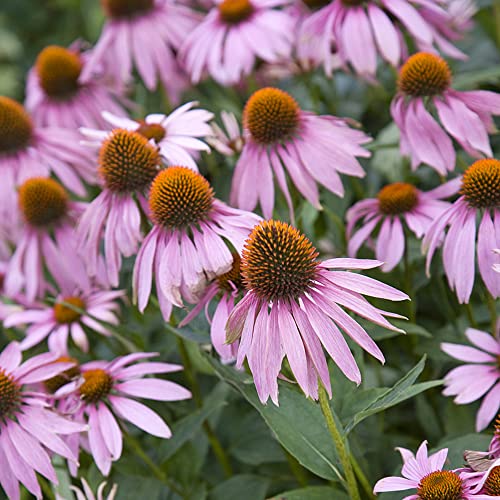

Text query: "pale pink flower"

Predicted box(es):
[0, 342, 86, 500]
[180, 0, 294, 85]
[133, 166, 260, 320]
[81, 0, 199, 101]
[65, 479, 118, 500]
[423, 159, 500, 304]
[373, 440, 480, 499]
[95, 101, 213, 171]
[347, 179, 459, 271]
[179, 253, 243, 362]
[25, 43, 128, 129]
[77, 128, 163, 286]
[57, 352, 191, 476]
[441, 327, 500, 432]
[392, 52, 500, 175]
[230, 87, 370, 221]
[207, 111, 244, 156]
[4, 178, 86, 302]
[226, 220, 408, 404]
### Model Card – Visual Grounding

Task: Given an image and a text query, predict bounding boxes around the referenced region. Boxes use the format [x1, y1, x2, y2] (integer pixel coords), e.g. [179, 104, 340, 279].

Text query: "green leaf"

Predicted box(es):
[268, 486, 349, 500]
[209, 474, 270, 500]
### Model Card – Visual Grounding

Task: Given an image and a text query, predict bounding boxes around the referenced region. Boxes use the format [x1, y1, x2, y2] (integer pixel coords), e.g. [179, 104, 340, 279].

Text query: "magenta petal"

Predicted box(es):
[373, 476, 417, 493]
[96, 403, 123, 461]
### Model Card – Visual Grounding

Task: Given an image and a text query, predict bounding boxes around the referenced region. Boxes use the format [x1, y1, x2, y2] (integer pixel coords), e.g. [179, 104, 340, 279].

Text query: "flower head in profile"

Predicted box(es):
[81, 0, 199, 101]
[423, 159, 500, 303]
[231, 87, 370, 220]
[180, 0, 293, 85]
[373, 440, 477, 499]
[133, 166, 260, 320]
[97, 102, 213, 171]
[77, 128, 162, 286]
[64, 479, 117, 500]
[58, 352, 191, 476]
[298, 0, 466, 79]
[392, 52, 500, 175]
[25, 43, 128, 129]
[180, 252, 244, 363]
[226, 220, 408, 404]
[347, 179, 459, 271]
[207, 111, 244, 156]
[4, 177, 86, 302]
[0, 342, 86, 500]
[441, 327, 500, 431]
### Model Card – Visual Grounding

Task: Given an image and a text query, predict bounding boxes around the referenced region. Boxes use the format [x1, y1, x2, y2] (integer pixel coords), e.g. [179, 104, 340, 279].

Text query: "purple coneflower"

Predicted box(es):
[423, 159, 500, 304]
[133, 166, 260, 320]
[58, 352, 191, 476]
[373, 440, 480, 499]
[226, 219, 408, 404]
[230, 87, 371, 220]
[81, 0, 199, 100]
[441, 327, 500, 431]
[66, 479, 118, 500]
[25, 43, 128, 129]
[180, 0, 293, 85]
[0, 342, 85, 500]
[207, 111, 243, 156]
[346, 179, 459, 271]
[392, 52, 500, 175]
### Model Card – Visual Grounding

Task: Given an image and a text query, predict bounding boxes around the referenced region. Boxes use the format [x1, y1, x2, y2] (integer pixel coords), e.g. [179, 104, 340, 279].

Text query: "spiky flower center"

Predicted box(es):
[398, 53, 451, 97]
[242, 220, 319, 301]
[79, 369, 113, 403]
[219, 0, 254, 24]
[0, 96, 33, 154]
[302, 0, 331, 8]
[149, 166, 214, 228]
[340, 0, 363, 6]
[53, 297, 85, 324]
[98, 129, 161, 193]
[44, 356, 80, 393]
[101, 0, 155, 18]
[137, 121, 166, 143]
[217, 253, 243, 292]
[417, 471, 463, 500]
[244, 88, 300, 145]
[0, 370, 21, 420]
[461, 159, 500, 209]
[19, 177, 68, 228]
[484, 466, 500, 495]
[377, 182, 419, 215]
[36, 46, 82, 99]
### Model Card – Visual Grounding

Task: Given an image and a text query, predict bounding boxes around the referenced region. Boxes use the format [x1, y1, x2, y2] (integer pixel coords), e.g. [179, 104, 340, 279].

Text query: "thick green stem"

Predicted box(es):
[464, 303, 478, 328]
[351, 454, 376, 500]
[318, 385, 360, 500]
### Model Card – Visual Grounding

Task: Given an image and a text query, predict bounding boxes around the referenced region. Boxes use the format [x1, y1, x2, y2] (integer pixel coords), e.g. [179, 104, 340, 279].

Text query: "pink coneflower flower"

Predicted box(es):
[230, 87, 370, 220]
[58, 352, 191, 476]
[93, 101, 213, 170]
[0, 342, 86, 500]
[373, 440, 479, 498]
[346, 179, 459, 271]
[207, 111, 244, 156]
[65, 479, 118, 500]
[441, 327, 500, 431]
[392, 52, 500, 175]
[133, 166, 260, 320]
[423, 159, 500, 304]
[180, 253, 243, 362]
[4, 178, 85, 302]
[77, 128, 162, 286]
[225, 220, 408, 404]
[180, 0, 294, 85]
[81, 0, 199, 100]
[0, 96, 95, 202]
[25, 43, 128, 129]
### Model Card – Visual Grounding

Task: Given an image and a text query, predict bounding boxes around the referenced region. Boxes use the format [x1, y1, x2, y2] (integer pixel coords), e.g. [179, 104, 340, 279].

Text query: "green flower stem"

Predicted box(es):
[350, 454, 376, 500]
[464, 302, 478, 328]
[486, 289, 498, 334]
[284, 449, 309, 487]
[318, 385, 360, 500]
[175, 337, 233, 478]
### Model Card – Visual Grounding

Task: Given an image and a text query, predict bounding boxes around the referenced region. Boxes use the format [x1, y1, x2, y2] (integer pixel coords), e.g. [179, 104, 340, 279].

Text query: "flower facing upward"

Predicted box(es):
[180, 0, 294, 85]
[346, 179, 459, 271]
[231, 87, 371, 220]
[392, 53, 500, 175]
[225, 220, 408, 404]
[81, 0, 199, 101]
[57, 353, 191, 476]
[133, 166, 260, 320]
[441, 327, 500, 432]
[77, 128, 162, 286]
[25, 43, 128, 129]
[0, 342, 86, 500]
[423, 159, 500, 304]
